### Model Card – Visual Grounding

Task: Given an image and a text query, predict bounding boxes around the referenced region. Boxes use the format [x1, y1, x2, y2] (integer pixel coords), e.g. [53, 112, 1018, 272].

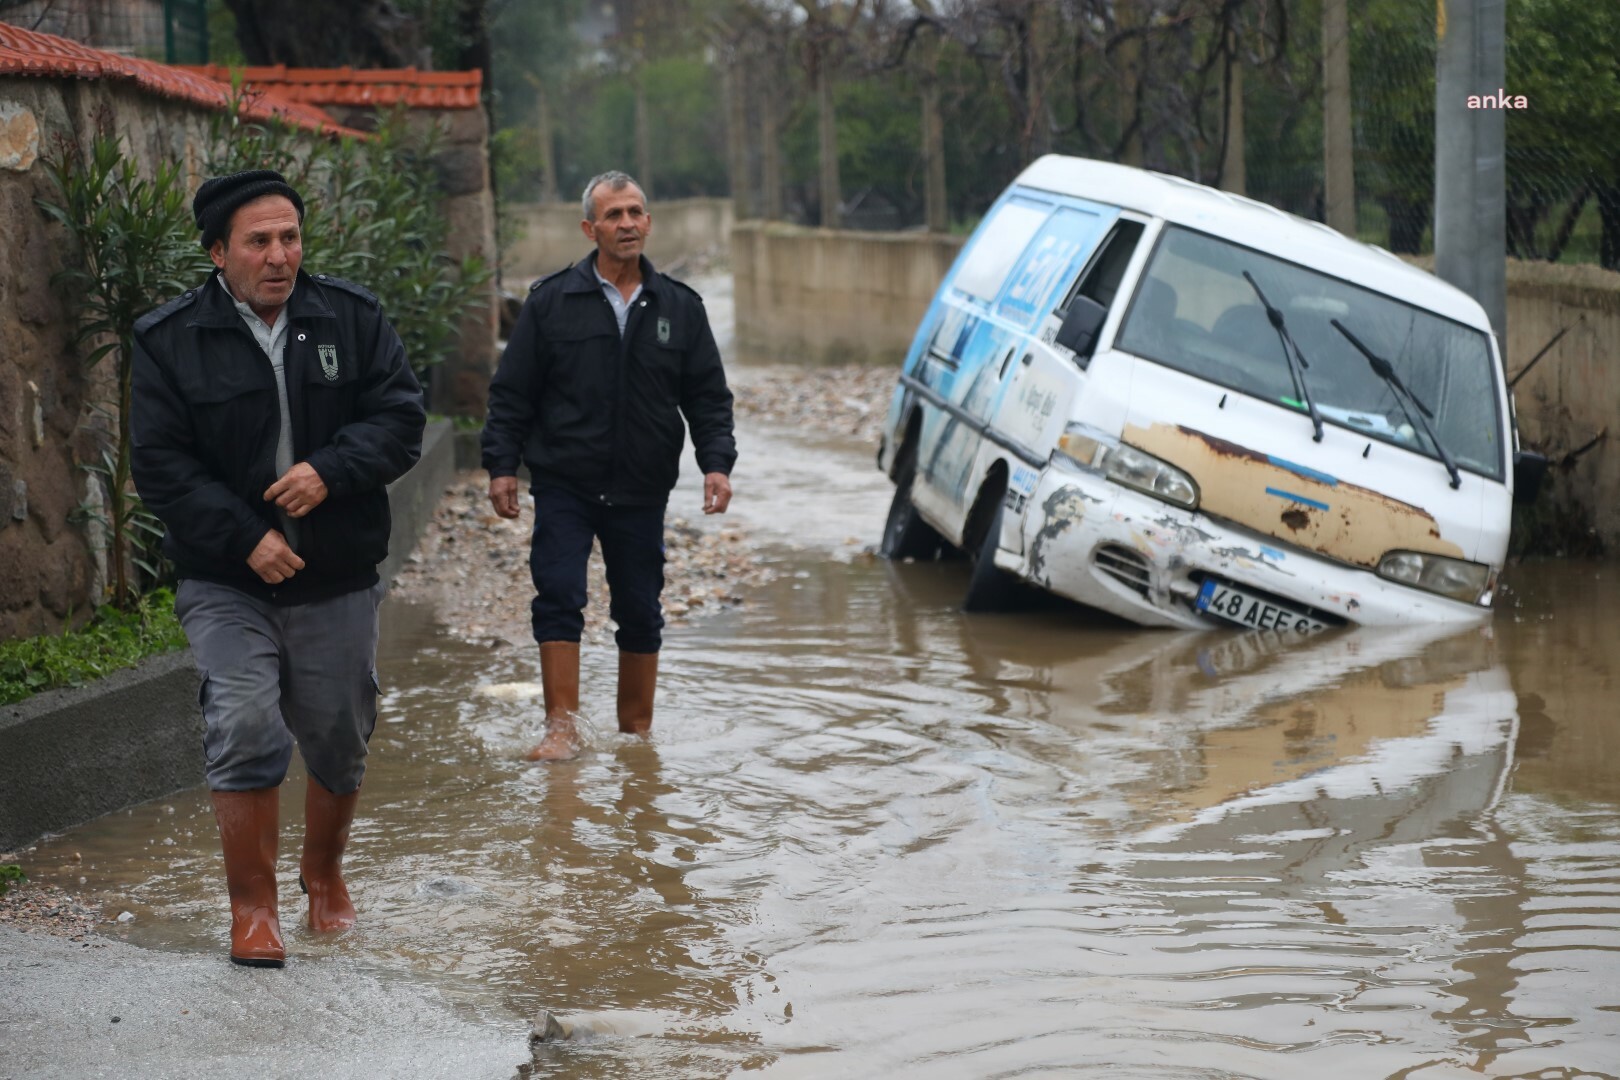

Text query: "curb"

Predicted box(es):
[0, 419, 455, 853]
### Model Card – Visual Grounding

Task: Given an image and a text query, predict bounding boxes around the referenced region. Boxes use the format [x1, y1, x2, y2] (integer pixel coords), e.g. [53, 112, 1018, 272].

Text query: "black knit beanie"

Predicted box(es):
[193, 169, 305, 250]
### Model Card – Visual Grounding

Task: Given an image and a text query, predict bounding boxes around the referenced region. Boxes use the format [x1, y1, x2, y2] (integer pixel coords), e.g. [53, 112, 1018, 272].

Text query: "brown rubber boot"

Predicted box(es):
[526, 641, 582, 761]
[298, 781, 359, 932]
[617, 650, 659, 735]
[211, 788, 285, 968]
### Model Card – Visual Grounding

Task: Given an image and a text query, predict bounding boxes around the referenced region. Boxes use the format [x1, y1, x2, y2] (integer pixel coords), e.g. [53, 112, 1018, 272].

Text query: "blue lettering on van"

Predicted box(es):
[996, 207, 1107, 328]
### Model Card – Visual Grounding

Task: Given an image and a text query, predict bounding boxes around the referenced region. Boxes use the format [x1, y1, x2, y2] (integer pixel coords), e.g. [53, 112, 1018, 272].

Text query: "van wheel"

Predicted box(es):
[880, 455, 944, 560]
[963, 499, 1022, 612]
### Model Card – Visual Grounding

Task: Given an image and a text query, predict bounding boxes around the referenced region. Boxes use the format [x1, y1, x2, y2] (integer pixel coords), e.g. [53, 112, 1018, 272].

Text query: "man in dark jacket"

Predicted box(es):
[482, 170, 736, 762]
[131, 170, 425, 968]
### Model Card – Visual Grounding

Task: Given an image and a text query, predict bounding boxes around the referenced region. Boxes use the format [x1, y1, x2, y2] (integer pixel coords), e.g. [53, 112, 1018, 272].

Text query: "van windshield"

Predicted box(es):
[1115, 226, 1504, 480]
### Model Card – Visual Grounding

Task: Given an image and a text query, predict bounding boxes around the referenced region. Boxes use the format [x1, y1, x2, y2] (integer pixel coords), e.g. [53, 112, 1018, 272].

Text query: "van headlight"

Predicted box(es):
[1377, 551, 1492, 604]
[1056, 425, 1199, 509]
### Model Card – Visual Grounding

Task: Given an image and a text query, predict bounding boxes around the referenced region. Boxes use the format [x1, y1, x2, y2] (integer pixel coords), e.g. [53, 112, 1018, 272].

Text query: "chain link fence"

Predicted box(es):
[1, 0, 208, 63]
[1246, 1, 1605, 266]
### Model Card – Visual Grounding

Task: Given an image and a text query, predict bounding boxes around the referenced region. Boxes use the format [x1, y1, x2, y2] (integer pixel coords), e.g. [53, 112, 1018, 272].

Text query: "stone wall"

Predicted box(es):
[502, 197, 733, 284]
[730, 221, 964, 367]
[0, 78, 228, 639]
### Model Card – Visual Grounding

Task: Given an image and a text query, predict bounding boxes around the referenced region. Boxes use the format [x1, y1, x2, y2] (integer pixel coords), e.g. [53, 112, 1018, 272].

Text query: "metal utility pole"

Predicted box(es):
[1434, 0, 1507, 342]
[1321, 0, 1355, 235]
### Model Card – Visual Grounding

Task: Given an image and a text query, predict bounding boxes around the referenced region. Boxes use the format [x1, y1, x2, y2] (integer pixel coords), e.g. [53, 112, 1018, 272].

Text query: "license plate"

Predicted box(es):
[1196, 579, 1327, 634]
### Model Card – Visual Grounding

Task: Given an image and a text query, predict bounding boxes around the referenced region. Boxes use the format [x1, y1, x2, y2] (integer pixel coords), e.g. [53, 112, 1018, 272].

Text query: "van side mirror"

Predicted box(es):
[1513, 449, 1549, 505]
[1055, 297, 1107, 360]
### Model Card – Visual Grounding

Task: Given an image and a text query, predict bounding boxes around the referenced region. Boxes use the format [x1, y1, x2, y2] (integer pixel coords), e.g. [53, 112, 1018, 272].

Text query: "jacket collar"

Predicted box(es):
[187, 269, 336, 329]
[563, 250, 663, 298]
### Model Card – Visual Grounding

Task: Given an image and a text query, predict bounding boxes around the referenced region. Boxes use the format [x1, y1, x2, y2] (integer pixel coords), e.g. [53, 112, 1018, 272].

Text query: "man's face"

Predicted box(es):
[210, 194, 302, 314]
[581, 183, 651, 263]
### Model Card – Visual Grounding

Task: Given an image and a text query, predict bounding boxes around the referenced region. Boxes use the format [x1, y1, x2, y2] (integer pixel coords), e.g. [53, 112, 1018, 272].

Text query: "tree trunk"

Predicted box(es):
[1026, 2, 1052, 162]
[1115, 1, 1143, 166]
[922, 77, 947, 232]
[536, 83, 559, 204]
[760, 82, 784, 221]
[815, 56, 841, 228]
[1219, 29, 1245, 195]
[1322, 0, 1356, 235]
[223, 0, 422, 67]
[634, 72, 653, 197]
[725, 62, 752, 219]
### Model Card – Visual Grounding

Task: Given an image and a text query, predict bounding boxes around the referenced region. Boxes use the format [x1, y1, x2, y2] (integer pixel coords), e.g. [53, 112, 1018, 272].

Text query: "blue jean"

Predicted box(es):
[528, 486, 667, 652]
[175, 578, 384, 793]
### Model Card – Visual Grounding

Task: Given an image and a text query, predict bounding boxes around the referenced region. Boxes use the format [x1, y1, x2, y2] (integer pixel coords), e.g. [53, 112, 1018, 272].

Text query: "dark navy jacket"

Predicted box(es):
[481, 253, 737, 506]
[131, 270, 425, 605]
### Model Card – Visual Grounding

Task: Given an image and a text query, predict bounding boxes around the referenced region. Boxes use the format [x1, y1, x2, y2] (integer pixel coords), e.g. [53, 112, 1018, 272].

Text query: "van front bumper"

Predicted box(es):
[1007, 464, 1490, 629]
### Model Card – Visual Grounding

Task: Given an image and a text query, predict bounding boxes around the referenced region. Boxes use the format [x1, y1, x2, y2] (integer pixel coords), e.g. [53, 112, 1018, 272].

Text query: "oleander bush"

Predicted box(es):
[206, 85, 492, 388]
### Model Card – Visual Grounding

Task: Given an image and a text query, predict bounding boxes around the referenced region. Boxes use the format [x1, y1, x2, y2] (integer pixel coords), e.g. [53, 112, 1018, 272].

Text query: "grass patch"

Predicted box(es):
[0, 588, 187, 707]
[0, 864, 24, 897]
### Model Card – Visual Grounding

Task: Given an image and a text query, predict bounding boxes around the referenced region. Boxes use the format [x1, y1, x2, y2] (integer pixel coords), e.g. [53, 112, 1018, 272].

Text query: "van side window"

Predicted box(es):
[925, 304, 977, 367]
[952, 200, 1049, 304]
[1059, 220, 1146, 317]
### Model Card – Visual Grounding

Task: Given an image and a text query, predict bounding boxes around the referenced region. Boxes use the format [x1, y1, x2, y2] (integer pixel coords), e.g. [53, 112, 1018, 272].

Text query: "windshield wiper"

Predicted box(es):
[1242, 271, 1323, 442]
[1330, 318, 1462, 490]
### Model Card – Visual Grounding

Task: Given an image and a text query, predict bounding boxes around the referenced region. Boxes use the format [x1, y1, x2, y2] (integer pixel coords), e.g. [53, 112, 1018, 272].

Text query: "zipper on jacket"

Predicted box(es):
[605, 291, 642, 506]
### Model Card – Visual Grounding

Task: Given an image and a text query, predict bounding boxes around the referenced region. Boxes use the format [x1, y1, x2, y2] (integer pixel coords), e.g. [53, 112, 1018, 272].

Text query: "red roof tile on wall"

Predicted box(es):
[184, 65, 483, 110]
[0, 23, 362, 137]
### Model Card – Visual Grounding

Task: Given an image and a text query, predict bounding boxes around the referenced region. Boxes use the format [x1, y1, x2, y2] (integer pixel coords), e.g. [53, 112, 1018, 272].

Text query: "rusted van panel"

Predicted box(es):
[1125, 423, 1467, 568]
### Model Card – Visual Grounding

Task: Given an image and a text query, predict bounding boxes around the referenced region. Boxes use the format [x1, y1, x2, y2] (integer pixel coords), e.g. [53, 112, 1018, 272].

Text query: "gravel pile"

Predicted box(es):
[731, 363, 898, 445]
[389, 479, 773, 648]
[0, 875, 106, 943]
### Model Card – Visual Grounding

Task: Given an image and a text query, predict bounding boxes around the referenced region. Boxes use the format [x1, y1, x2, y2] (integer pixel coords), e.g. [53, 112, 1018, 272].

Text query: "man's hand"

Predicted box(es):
[264, 462, 328, 518]
[703, 471, 732, 515]
[489, 475, 521, 519]
[248, 530, 305, 584]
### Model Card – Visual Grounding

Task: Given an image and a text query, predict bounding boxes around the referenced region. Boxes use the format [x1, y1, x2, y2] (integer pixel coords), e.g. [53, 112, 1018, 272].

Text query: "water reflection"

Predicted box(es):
[19, 554, 1620, 1078]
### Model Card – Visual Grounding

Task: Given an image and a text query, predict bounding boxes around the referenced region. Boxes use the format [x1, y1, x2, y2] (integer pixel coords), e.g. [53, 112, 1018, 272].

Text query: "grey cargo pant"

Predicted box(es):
[175, 578, 384, 794]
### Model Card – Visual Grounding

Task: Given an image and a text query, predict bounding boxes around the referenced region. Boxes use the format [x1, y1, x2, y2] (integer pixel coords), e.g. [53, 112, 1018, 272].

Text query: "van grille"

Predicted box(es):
[1094, 544, 1152, 597]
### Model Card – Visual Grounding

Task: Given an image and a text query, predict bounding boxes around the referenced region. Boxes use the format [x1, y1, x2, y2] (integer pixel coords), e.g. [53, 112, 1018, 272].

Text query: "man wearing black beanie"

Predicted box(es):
[130, 170, 425, 968]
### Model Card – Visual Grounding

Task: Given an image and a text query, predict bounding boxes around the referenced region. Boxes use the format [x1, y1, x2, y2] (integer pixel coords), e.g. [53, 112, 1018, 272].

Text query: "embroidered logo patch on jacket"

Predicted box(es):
[318, 344, 339, 380]
[657, 317, 671, 344]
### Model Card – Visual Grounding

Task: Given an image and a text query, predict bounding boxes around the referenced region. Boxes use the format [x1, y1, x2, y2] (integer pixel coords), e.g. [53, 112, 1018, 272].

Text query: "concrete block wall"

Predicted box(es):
[1497, 260, 1620, 547]
[502, 197, 733, 284]
[730, 221, 964, 367]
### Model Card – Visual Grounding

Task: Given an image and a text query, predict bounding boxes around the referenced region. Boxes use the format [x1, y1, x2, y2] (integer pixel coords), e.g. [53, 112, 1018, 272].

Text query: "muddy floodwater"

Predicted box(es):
[22, 415, 1620, 1077]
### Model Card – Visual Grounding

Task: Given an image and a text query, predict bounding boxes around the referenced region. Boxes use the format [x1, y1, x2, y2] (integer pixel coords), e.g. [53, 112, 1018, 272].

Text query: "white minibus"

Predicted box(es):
[878, 156, 1544, 629]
